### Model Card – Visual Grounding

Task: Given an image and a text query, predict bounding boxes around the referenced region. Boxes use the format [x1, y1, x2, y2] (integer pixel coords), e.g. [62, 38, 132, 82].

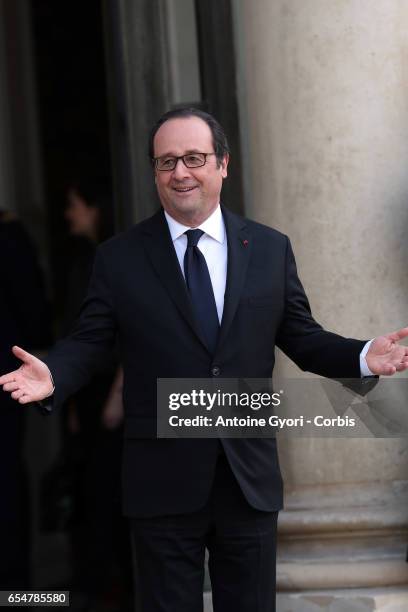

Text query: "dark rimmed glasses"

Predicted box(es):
[153, 152, 216, 172]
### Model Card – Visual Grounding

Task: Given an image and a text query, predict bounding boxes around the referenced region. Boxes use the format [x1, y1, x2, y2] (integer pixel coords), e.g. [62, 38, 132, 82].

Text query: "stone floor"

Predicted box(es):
[203, 588, 408, 612]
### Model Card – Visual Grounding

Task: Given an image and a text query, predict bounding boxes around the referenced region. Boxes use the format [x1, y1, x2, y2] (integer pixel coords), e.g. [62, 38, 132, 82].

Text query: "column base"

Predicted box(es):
[276, 587, 408, 611]
[204, 587, 408, 611]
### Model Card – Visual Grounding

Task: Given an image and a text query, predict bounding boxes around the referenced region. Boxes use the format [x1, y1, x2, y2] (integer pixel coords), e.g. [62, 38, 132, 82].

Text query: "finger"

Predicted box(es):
[11, 388, 26, 400]
[390, 347, 407, 363]
[386, 327, 408, 342]
[0, 371, 19, 385]
[395, 363, 408, 372]
[12, 345, 34, 364]
[19, 395, 32, 404]
[2, 381, 20, 392]
[381, 364, 397, 376]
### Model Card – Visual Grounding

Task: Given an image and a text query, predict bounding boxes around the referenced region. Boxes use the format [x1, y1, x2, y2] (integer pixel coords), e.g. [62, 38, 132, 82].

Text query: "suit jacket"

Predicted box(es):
[44, 206, 365, 517]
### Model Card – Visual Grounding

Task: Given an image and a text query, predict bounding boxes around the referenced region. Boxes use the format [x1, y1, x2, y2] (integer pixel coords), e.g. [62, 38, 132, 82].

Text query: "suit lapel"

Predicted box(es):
[140, 210, 209, 352]
[216, 207, 252, 353]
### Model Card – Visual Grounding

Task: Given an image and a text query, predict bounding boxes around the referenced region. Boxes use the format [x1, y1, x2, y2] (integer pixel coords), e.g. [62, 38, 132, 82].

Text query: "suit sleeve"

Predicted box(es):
[42, 246, 117, 408]
[276, 237, 365, 379]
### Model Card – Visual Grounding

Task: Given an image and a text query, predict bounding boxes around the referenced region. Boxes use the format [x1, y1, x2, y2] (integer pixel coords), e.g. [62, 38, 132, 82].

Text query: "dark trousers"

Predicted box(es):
[131, 452, 278, 612]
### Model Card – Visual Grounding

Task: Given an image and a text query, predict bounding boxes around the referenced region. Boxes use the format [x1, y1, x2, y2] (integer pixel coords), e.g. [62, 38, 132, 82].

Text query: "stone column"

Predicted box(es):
[232, 1, 408, 609]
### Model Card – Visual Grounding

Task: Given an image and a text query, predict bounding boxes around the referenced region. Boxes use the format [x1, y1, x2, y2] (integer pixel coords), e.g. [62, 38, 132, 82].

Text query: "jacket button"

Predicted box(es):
[211, 366, 221, 377]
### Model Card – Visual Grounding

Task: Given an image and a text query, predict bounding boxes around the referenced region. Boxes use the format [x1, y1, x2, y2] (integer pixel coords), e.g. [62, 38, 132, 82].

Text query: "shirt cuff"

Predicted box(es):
[360, 339, 375, 377]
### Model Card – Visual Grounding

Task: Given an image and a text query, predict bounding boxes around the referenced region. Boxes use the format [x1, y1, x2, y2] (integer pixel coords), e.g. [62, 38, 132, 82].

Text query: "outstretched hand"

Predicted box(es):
[0, 346, 54, 404]
[366, 327, 408, 376]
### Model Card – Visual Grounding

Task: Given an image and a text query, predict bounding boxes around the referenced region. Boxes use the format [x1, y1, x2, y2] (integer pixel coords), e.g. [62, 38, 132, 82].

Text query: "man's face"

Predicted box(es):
[153, 117, 228, 226]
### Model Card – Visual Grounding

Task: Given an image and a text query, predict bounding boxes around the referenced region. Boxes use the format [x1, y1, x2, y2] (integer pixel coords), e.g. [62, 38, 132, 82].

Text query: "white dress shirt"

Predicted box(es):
[164, 205, 373, 376]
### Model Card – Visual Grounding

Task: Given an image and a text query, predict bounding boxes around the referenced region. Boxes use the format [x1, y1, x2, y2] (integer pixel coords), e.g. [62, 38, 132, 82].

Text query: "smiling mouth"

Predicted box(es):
[173, 186, 197, 193]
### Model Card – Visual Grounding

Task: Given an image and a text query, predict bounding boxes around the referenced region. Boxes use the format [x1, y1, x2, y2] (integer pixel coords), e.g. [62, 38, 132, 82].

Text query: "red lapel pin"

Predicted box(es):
[242, 239, 249, 247]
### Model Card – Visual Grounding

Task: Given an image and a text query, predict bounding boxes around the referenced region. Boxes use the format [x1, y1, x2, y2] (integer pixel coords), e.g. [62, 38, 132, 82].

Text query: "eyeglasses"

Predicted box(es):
[153, 152, 216, 172]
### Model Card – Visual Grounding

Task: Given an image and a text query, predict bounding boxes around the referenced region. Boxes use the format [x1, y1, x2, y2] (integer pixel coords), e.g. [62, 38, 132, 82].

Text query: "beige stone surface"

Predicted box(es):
[231, 0, 408, 604]
[233, 0, 408, 338]
[276, 588, 408, 611]
[205, 588, 408, 611]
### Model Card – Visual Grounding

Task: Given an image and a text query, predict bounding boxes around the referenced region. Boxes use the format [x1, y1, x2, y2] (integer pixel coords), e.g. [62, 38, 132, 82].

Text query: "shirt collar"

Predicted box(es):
[164, 205, 225, 244]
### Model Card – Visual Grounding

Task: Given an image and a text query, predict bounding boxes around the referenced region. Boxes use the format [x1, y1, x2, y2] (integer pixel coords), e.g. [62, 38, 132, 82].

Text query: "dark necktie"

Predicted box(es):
[184, 229, 219, 354]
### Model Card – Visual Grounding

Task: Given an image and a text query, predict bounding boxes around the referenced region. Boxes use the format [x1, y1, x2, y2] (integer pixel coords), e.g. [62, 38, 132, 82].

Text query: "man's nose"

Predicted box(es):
[172, 158, 191, 178]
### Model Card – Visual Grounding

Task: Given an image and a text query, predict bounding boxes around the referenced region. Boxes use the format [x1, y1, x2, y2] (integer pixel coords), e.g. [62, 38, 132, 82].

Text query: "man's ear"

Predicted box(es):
[221, 154, 229, 179]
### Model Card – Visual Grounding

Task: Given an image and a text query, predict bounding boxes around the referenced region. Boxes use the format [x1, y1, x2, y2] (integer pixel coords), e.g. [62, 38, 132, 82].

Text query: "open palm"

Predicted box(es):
[366, 328, 408, 376]
[0, 345, 53, 404]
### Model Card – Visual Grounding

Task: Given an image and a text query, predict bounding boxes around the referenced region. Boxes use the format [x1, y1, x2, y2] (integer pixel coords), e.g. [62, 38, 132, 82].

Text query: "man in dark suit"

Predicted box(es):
[1, 108, 408, 612]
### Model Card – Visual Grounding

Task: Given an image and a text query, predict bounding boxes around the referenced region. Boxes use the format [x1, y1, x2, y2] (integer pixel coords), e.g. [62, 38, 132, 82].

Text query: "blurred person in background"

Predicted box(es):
[56, 181, 132, 612]
[0, 209, 51, 589]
